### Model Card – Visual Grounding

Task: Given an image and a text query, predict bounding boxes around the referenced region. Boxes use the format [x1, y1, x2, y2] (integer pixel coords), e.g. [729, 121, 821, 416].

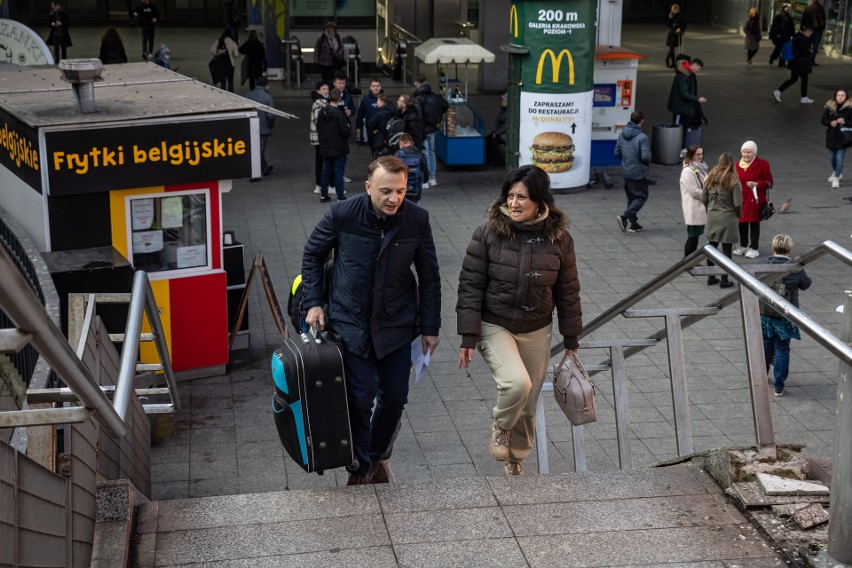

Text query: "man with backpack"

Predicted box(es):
[316, 89, 350, 202]
[395, 133, 429, 201]
[396, 95, 424, 151]
[368, 94, 397, 159]
[413, 74, 448, 187]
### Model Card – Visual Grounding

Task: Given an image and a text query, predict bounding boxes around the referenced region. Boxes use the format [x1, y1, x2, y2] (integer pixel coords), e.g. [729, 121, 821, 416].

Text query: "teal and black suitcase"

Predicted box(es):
[270, 329, 356, 474]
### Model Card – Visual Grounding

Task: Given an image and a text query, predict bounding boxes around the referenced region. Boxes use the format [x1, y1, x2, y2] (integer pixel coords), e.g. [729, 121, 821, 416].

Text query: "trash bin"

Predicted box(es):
[652, 123, 683, 165]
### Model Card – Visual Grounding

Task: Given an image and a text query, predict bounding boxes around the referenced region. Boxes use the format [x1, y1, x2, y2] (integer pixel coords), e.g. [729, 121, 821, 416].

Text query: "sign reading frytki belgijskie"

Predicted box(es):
[43, 116, 254, 196]
[0, 106, 42, 193]
[513, 1, 596, 189]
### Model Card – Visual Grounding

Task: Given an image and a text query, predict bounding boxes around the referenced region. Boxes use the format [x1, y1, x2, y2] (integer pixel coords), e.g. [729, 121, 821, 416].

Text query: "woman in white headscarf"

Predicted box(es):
[734, 140, 774, 259]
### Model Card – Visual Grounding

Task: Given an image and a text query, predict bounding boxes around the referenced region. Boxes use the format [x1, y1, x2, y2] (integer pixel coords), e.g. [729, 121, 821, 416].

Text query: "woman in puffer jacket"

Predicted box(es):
[821, 89, 852, 189]
[456, 165, 582, 476]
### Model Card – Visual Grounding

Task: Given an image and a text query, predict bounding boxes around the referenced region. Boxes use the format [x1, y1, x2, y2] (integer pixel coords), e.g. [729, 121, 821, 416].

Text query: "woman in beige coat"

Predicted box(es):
[702, 153, 743, 288]
[680, 145, 707, 257]
[210, 28, 240, 92]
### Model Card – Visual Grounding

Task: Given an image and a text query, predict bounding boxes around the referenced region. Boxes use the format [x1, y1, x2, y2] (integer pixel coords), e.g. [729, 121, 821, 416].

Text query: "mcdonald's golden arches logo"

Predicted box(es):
[535, 48, 574, 85]
[509, 4, 519, 38]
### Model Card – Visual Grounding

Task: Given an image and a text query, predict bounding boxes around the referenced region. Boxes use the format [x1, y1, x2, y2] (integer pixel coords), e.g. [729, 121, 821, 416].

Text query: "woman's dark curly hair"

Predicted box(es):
[495, 164, 554, 212]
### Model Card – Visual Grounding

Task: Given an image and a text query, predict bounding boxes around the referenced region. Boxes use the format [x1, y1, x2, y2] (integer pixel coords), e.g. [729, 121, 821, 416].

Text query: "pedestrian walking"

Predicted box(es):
[209, 28, 240, 92]
[666, 55, 707, 151]
[313, 21, 343, 83]
[239, 30, 267, 91]
[768, 4, 795, 67]
[744, 8, 761, 68]
[396, 94, 425, 149]
[457, 164, 582, 477]
[734, 140, 774, 258]
[680, 145, 708, 257]
[761, 234, 811, 397]
[367, 94, 396, 159]
[772, 26, 814, 104]
[702, 152, 743, 288]
[310, 82, 330, 194]
[245, 76, 274, 181]
[355, 78, 383, 146]
[413, 74, 447, 187]
[302, 155, 441, 485]
[615, 110, 652, 233]
[821, 89, 852, 189]
[801, 0, 826, 65]
[133, 0, 159, 60]
[47, 2, 71, 63]
[99, 27, 127, 64]
[316, 88, 350, 202]
[665, 4, 686, 68]
[487, 93, 508, 168]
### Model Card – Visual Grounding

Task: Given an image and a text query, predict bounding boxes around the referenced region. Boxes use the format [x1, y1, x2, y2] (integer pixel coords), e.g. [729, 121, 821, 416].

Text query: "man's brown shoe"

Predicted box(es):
[368, 459, 394, 484]
[488, 421, 511, 462]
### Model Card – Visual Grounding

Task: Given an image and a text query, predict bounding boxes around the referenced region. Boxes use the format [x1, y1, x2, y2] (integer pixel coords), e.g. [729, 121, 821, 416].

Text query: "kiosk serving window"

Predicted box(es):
[127, 190, 211, 275]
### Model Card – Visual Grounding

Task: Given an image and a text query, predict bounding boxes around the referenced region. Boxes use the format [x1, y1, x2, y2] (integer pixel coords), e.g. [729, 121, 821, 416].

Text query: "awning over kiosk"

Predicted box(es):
[414, 38, 496, 64]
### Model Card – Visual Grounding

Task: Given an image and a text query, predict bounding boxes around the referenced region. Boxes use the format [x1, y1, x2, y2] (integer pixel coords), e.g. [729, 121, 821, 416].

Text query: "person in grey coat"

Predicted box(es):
[702, 152, 743, 288]
[245, 76, 275, 180]
[614, 110, 652, 233]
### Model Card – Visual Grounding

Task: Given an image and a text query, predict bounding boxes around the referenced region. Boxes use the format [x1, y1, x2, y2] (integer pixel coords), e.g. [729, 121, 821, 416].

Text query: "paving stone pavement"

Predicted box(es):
[53, 22, 850, 499]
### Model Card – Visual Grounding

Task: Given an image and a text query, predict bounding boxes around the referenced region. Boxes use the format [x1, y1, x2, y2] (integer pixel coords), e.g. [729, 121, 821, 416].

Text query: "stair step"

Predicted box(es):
[131, 466, 780, 567]
[108, 333, 155, 342]
[136, 363, 164, 372]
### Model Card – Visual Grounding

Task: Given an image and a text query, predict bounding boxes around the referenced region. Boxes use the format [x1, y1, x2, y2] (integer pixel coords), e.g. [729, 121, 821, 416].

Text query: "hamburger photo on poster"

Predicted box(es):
[519, 90, 592, 189]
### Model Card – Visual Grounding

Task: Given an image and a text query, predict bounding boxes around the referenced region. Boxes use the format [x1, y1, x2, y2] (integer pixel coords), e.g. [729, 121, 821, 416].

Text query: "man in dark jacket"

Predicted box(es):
[773, 27, 814, 104]
[368, 94, 397, 158]
[801, 0, 826, 65]
[245, 76, 275, 181]
[614, 111, 652, 233]
[302, 155, 441, 485]
[397, 94, 425, 149]
[768, 4, 795, 67]
[413, 75, 445, 186]
[355, 78, 383, 145]
[316, 89, 350, 201]
[133, 0, 159, 60]
[666, 56, 706, 129]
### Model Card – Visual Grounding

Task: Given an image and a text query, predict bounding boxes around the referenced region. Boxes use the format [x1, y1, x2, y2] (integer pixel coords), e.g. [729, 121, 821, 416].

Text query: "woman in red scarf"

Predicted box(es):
[734, 140, 774, 258]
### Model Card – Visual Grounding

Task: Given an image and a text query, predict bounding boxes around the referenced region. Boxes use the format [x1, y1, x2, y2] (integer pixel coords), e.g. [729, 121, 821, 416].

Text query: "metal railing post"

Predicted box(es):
[826, 290, 852, 563]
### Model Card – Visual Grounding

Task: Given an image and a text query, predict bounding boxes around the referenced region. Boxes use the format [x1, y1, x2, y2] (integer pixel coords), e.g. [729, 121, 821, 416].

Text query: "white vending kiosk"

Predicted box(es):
[590, 46, 645, 167]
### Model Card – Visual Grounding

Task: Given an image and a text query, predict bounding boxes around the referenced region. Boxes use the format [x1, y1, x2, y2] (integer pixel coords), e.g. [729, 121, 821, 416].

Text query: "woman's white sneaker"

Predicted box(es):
[733, 245, 748, 256]
[745, 248, 760, 258]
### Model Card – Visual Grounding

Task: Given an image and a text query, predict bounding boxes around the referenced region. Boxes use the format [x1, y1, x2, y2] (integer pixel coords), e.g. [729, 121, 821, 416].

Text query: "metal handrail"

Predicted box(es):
[0, 246, 125, 438]
[553, 240, 852, 367]
[114, 271, 180, 418]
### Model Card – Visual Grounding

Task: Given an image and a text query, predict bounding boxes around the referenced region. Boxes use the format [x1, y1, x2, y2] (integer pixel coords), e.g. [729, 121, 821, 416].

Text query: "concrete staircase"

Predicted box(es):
[127, 465, 783, 567]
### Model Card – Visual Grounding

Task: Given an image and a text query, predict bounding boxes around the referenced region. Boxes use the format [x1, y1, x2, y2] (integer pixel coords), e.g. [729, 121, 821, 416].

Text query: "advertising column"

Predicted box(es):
[512, 1, 596, 189]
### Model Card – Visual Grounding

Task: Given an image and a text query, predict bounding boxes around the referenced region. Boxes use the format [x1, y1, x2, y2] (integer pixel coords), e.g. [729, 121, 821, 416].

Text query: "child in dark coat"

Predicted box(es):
[395, 134, 428, 202]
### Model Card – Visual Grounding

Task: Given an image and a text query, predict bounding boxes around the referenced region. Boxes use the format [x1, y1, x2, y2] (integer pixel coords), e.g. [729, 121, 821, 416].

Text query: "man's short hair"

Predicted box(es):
[329, 88, 342, 103]
[379, 94, 394, 105]
[368, 155, 409, 181]
[333, 72, 347, 82]
[675, 54, 691, 63]
[371, 78, 382, 85]
[772, 234, 793, 255]
[414, 74, 426, 84]
[398, 133, 413, 145]
[630, 110, 644, 124]
[315, 80, 327, 91]
[691, 58, 704, 67]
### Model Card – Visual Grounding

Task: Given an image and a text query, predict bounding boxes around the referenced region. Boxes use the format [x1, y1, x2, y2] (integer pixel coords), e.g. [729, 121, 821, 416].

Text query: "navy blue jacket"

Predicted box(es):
[767, 255, 811, 309]
[302, 193, 441, 358]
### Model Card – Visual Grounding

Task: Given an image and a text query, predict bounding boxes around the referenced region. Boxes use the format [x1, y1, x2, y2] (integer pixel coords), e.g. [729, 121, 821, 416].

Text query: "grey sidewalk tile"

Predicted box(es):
[504, 494, 741, 537]
[151, 460, 189, 484]
[235, 423, 280, 443]
[395, 538, 528, 568]
[188, 477, 240, 498]
[150, 444, 189, 465]
[157, 547, 398, 568]
[156, 486, 379, 532]
[384, 507, 513, 545]
[190, 426, 236, 446]
[415, 431, 472, 465]
[376, 477, 496, 513]
[516, 524, 776, 568]
[154, 515, 389, 565]
[487, 468, 711, 506]
[189, 409, 236, 429]
[236, 440, 284, 461]
[151, 481, 189, 501]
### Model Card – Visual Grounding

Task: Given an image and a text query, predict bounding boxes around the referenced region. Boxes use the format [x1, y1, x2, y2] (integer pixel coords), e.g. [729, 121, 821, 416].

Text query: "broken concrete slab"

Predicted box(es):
[727, 482, 830, 508]
[791, 504, 829, 530]
[757, 473, 830, 497]
[771, 503, 811, 517]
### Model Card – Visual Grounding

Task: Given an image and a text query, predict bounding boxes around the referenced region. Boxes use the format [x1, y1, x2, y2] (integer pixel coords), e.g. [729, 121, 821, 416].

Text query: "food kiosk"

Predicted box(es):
[414, 38, 495, 168]
[0, 61, 265, 376]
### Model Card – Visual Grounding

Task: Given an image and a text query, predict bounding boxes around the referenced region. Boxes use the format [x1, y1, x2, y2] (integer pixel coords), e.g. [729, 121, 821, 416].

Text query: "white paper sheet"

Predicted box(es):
[411, 335, 431, 383]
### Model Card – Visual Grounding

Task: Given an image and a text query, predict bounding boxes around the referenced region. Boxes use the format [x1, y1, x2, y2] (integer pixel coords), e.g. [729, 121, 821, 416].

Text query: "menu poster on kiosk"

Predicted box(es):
[513, 0, 596, 189]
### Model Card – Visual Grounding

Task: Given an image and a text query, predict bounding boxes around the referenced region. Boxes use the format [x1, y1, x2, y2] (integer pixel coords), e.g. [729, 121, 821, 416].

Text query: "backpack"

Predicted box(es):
[421, 92, 448, 127]
[759, 279, 790, 319]
[396, 149, 423, 197]
[384, 117, 405, 152]
[780, 39, 793, 62]
[287, 260, 334, 335]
